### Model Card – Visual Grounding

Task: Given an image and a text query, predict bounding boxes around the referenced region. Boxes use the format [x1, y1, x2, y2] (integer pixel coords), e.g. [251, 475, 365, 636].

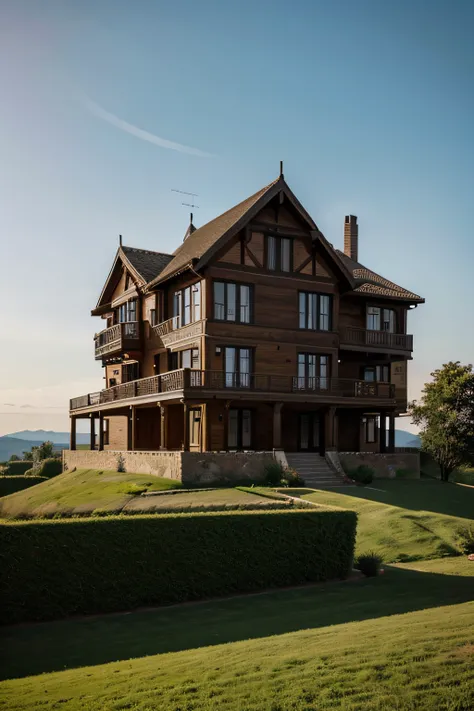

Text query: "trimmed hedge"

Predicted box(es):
[5, 461, 32, 476]
[0, 508, 357, 624]
[0, 476, 47, 497]
[24, 458, 62, 479]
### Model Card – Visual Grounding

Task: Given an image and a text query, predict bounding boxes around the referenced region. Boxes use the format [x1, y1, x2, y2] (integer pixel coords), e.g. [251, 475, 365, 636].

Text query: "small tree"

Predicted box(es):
[23, 450, 34, 462]
[9, 454, 20, 461]
[410, 361, 474, 481]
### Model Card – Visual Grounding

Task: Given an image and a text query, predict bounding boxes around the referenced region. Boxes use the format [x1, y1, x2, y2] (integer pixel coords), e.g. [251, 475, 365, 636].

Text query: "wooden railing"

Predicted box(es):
[340, 326, 413, 351]
[152, 317, 205, 347]
[94, 322, 140, 359]
[153, 316, 179, 337]
[70, 370, 395, 410]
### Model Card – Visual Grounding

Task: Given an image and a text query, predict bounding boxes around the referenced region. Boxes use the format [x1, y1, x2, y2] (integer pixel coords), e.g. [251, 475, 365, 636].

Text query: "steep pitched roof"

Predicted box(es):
[148, 178, 283, 286]
[121, 246, 173, 283]
[336, 250, 424, 303]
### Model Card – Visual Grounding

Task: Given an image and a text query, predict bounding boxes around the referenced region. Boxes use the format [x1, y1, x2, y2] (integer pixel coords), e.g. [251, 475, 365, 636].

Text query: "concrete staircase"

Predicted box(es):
[285, 452, 348, 489]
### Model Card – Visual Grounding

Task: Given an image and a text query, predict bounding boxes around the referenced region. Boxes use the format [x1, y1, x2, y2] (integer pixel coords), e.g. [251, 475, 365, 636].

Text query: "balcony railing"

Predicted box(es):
[94, 322, 140, 359]
[152, 317, 204, 346]
[70, 370, 395, 410]
[340, 326, 413, 351]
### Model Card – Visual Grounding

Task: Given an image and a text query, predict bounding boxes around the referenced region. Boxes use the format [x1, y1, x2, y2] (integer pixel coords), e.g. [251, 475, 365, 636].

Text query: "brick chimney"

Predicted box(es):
[344, 215, 358, 262]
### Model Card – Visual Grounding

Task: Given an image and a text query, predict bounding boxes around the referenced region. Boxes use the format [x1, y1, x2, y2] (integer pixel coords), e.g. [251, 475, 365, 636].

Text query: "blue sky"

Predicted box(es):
[0, 0, 473, 435]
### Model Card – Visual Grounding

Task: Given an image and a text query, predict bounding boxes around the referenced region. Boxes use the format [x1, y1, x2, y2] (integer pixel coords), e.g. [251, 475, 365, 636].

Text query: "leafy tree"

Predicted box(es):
[410, 361, 474, 481]
[9, 454, 20, 461]
[23, 450, 34, 461]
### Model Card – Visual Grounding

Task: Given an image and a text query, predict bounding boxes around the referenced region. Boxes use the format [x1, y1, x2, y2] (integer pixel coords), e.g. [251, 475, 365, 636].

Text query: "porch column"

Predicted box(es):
[223, 401, 232, 451]
[159, 404, 168, 450]
[90, 415, 96, 451]
[70, 416, 77, 451]
[273, 403, 283, 449]
[325, 407, 337, 450]
[129, 406, 137, 451]
[388, 413, 396, 453]
[379, 412, 387, 453]
[182, 403, 189, 451]
[98, 412, 104, 451]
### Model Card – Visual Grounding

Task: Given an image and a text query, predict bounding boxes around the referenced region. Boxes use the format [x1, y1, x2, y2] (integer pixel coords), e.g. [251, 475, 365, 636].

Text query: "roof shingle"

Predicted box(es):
[121, 246, 173, 283]
[336, 250, 424, 302]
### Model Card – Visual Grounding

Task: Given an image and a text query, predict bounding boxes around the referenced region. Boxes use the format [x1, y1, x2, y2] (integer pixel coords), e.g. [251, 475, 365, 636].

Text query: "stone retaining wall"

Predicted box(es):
[338, 451, 420, 479]
[63, 450, 274, 484]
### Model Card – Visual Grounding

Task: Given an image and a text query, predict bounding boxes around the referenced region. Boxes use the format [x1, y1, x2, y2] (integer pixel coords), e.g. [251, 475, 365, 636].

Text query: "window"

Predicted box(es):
[364, 416, 378, 443]
[103, 418, 110, 446]
[122, 361, 140, 382]
[173, 282, 202, 328]
[299, 292, 332, 331]
[174, 348, 200, 369]
[367, 307, 396, 333]
[189, 409, 201, 447]
[225, 346, 251, 388]
[266, 235, 292, 272]
[213, 282, 252, 324]
[297, 353, 330, 390]
[118, 299, 137, 323]
[364, 365, 390, 382]
[228, 409, 252, 449]
[150, 309, 157, 327]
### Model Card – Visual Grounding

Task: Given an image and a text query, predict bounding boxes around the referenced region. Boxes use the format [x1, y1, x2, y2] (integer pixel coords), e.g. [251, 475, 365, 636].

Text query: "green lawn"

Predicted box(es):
[0, 469, 292, 518]
[285, 479, 474, 563]
[1, 558, 473, 710]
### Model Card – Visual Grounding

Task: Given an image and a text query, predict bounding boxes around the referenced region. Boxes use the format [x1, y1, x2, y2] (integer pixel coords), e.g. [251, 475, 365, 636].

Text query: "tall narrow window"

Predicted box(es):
[281, 238, 291, 272]
[266, 235, 292, 271]
[213, 281, 253, 324]
[367, 307, 396, 332]
[192, 282, 201, 321]
[364, 365, 390, 382]
[228, 409, 252, 449]
[173, 291, 182, 328]
[267, 235, 277, 270]
[382, 309, 395, 333]
[365, 416, 377, 443]
[183, 287, 191, 326]
[225, 347, 251, 388]
[299, 292, 332, 331]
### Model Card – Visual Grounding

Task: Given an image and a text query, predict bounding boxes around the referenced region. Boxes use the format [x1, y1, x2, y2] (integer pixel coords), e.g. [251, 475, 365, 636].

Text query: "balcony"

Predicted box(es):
[94, 322, 140, 360]
[340, 326, 413, 353]
[152, 317, 205, 347]
[70, 370, 395, 411]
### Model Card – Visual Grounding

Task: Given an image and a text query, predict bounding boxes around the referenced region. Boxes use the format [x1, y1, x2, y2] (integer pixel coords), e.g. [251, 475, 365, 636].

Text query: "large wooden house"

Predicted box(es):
[69, 172, 423, 458]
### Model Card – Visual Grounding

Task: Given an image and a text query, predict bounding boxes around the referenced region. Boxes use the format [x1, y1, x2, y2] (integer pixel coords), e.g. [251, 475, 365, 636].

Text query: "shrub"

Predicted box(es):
[24, 459, 62, 479]
[280, 468, 305, 488]
[396, 468, 416, 479]
[0, 508, 357, 624]
[117, 453, 126, 473]
[5, 461, 32, 476]
[264, 461, 286, 486]
[0, 476, 47, 497]
[355, 552, 383, 577]
[350, 465, 374, 485]
[457, 525, 474, 555]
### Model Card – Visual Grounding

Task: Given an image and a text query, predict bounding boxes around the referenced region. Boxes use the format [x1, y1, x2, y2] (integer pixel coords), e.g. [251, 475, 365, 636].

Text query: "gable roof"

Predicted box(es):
[147, 178, 281, 286]
[121, 246, 173, 283]
[336, 250, 424, 303]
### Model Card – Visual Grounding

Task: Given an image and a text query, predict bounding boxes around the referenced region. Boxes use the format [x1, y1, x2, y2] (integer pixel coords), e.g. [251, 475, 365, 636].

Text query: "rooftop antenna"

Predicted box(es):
[171, 188, 200, 210]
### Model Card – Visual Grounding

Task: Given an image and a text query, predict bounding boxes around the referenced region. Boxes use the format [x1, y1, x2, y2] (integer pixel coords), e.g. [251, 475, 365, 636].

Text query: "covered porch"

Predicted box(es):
[70, 400, 397, 454]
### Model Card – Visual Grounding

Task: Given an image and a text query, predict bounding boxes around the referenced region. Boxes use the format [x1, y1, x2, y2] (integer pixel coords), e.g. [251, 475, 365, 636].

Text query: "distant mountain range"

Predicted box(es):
[0, 428, 420, 462]
[0, 430, 90, 461]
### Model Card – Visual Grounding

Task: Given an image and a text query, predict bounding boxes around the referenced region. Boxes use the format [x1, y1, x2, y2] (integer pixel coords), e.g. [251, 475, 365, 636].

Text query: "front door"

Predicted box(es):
[189, 408, 202, 452]
[299, 413, 323, 452]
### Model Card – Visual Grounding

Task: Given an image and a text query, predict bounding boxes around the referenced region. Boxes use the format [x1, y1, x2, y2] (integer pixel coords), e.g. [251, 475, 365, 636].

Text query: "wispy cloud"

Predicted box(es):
[80, 95, 214, 158]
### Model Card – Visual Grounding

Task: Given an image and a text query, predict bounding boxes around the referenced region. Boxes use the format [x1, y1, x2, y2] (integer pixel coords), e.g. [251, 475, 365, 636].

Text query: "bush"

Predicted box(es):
[457, 525, 474, 555]
[264, 461, 285, 486]
[0, 476, 47, 497]
[350, 465, 374, 485]
[280, 468, 305, 488]
[24, 459, 62, 479]
[0, 508, 357, 624]
[117, 453, 126, 473]
[5, 461, 32, 476]
[355, 552, 383, 577]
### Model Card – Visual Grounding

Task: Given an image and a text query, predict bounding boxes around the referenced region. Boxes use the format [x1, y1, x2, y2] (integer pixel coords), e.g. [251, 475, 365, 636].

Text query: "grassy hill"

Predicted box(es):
[296, 480, 474, 562]
[1, 557, 473, 709]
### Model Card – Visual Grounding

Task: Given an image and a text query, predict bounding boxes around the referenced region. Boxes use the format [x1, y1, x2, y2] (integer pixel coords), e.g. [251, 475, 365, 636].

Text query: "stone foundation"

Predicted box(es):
[63, 450, 274, 484]
[338, 451, 420, 479]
